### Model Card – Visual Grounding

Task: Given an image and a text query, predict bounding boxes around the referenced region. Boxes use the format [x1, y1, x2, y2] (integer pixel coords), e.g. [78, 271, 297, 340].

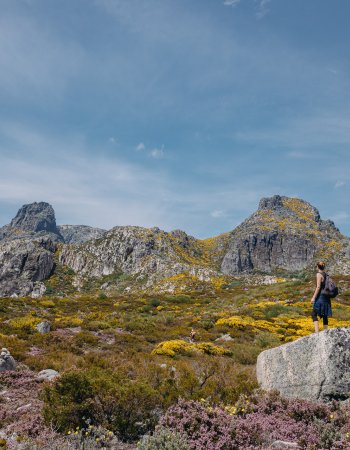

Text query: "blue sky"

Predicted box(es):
[1, 0, 350, 238]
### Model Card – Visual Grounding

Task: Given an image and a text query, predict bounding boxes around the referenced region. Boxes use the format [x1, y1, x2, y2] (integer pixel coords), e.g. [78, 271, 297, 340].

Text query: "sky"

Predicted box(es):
[0, 0, 350, 238]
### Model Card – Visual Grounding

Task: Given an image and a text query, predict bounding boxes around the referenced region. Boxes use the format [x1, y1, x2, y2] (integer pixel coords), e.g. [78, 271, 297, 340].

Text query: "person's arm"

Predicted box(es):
[311, 273, 323, 303]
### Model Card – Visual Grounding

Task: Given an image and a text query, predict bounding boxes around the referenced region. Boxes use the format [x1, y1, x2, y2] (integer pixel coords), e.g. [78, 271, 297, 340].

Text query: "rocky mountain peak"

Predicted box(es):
[258, 195, 320, 223]
[10, 202, 59, 234]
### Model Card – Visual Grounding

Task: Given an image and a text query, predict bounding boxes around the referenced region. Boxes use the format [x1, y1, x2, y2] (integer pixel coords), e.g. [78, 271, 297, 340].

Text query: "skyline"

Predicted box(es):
[1, 0, 350, 238]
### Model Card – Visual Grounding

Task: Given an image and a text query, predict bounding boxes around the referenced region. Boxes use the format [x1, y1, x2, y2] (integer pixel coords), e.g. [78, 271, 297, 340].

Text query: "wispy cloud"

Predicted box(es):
[150, 146, 165, 159]
[334, 180, 345, 189]
[136, 142, 145, 151]
[223, 0, 241, 6]
[255, 0, 272, 19]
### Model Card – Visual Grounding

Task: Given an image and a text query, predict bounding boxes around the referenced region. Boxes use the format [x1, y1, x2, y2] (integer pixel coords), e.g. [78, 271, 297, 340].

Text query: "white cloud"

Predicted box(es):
[136, 142, 146, 151]
[150, 146, 164, 159]
[223, 0, 241, 6]
[334, 180, 345, 189]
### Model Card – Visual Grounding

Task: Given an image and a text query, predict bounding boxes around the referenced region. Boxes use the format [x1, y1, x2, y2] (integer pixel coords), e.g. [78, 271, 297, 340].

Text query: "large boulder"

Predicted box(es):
[256, 327, 350, 402]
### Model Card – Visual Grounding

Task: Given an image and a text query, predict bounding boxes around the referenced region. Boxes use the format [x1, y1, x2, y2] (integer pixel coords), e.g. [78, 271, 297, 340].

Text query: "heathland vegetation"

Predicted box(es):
[2, 274, 350, 448]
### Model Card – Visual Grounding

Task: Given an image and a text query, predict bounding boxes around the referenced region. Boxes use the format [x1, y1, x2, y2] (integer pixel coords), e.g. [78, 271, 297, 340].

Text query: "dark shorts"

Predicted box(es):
[312, 293, 332, 324]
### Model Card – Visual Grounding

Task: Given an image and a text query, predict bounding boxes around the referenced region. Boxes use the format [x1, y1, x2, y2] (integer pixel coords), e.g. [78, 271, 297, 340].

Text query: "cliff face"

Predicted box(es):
[221, 195, 349, 275]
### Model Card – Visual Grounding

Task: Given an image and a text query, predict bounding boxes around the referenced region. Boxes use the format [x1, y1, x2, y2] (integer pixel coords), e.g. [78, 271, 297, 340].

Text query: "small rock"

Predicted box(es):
[31, 282, 47, 299]
[36, 321, 51, 334]
[215, 333, 234, 342]
[270, 441, 298, 449]
[37, 369, 59, 381]
[0, 348, 17, 371]
[100, 282, 109, 290]
[16, 403, 32, 412]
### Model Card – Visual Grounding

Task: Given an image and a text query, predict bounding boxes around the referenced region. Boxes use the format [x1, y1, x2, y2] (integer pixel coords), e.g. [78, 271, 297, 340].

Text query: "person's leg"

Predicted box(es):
[323, 316, 328, 330]
[312, 310, 319, 333]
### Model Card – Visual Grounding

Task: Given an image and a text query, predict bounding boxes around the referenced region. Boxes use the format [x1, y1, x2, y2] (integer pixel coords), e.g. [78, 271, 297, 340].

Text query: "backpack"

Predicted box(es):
[322, 272, 339, 298]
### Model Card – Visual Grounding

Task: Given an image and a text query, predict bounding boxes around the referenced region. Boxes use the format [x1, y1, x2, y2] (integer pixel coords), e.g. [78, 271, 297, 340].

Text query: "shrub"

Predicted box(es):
[150, 298, 161, 307]
[137, 426, 189, 450]
[41, 371, 98, 431]
[152, 340, 232, 358]
[42, 368, 162, 442]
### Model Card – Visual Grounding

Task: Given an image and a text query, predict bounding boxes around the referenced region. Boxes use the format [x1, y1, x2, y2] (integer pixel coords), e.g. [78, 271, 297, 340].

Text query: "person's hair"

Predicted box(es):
[317, 261, 326, 270]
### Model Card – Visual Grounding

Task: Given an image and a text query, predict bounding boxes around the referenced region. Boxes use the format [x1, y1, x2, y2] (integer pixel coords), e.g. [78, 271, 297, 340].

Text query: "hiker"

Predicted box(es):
[190, 328, 196, 342]
[311, 261, 332, 333]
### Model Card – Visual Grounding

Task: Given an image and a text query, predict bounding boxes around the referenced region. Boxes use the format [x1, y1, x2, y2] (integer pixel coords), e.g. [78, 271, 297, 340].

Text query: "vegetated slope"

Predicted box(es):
[221, 195, 350, 275]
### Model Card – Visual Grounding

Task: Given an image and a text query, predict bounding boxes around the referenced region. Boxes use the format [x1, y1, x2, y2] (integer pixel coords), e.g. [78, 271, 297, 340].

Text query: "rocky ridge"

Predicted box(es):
[0, 196, 349, 297]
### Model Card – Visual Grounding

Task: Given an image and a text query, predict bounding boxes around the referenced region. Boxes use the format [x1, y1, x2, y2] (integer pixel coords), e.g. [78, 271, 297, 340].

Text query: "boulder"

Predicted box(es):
[36, 321, 51, 334]
[37, 369, 59, 381]
[257, 327, 350, 402]
[0, 348, 17, 371]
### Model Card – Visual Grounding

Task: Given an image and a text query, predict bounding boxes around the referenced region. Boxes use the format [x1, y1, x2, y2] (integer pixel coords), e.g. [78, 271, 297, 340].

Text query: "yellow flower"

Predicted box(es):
[67, 431, 71, 435]
[96, 438, 100, 442]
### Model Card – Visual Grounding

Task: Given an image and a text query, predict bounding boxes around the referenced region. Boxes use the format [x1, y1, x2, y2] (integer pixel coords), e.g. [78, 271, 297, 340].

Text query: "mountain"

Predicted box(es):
[0, 196, 349, 297]
[221, 195, 350, 275]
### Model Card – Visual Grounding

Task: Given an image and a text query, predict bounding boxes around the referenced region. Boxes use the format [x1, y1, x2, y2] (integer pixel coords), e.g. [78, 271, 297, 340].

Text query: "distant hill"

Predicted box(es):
[0, 196, 349, 297]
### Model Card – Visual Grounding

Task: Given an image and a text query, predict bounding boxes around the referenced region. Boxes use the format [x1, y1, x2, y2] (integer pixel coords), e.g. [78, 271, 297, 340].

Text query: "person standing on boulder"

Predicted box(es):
[311, 261, 332, 333]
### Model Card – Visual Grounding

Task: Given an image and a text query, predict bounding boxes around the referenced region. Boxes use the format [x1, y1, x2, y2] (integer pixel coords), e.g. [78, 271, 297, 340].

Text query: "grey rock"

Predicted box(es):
[0, 236, 55, 297]
[270, 441, 298, 449]
[221, 195, 349, 275]
[257, 327, 350, 402]
[10, 202, 59, 234]
[0, 348, 17, 371]
[37, 369, 60, 381]
[36, 321, 51, 334]
[58, 224, 106, 244]
[31, 282, 47, 299]
[0, 202, 63, 243]
[215, 333, 234, 342]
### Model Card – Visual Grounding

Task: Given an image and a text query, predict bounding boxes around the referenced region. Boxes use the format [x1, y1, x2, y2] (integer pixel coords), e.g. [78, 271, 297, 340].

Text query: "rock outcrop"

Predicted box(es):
[256, 327, 350, 402]
[57, 225, 106, 244]
[0, 348, 16, 371]
[0, 236, 56, 297]
[59, 226, 204, 287]
[0, 202, 63, 242]
[221, 195, 349, 275]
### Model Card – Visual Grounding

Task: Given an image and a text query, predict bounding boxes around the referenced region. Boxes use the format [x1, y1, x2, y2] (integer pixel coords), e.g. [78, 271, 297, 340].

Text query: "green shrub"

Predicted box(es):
[137, 426, 189, 450]
[42, 368, 162, 441]
[42, 371, 98, 431]
[150, 298, 161, 307]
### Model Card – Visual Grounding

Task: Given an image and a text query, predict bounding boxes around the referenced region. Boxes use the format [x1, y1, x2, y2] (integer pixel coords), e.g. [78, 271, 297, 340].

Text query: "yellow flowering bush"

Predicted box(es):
[152, 340, 231, 357]
[9, 315, 41, 331]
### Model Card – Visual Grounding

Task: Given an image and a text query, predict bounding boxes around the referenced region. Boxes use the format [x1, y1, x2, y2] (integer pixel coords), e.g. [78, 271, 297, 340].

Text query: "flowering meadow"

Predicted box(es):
[1, 273, 350, 448]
